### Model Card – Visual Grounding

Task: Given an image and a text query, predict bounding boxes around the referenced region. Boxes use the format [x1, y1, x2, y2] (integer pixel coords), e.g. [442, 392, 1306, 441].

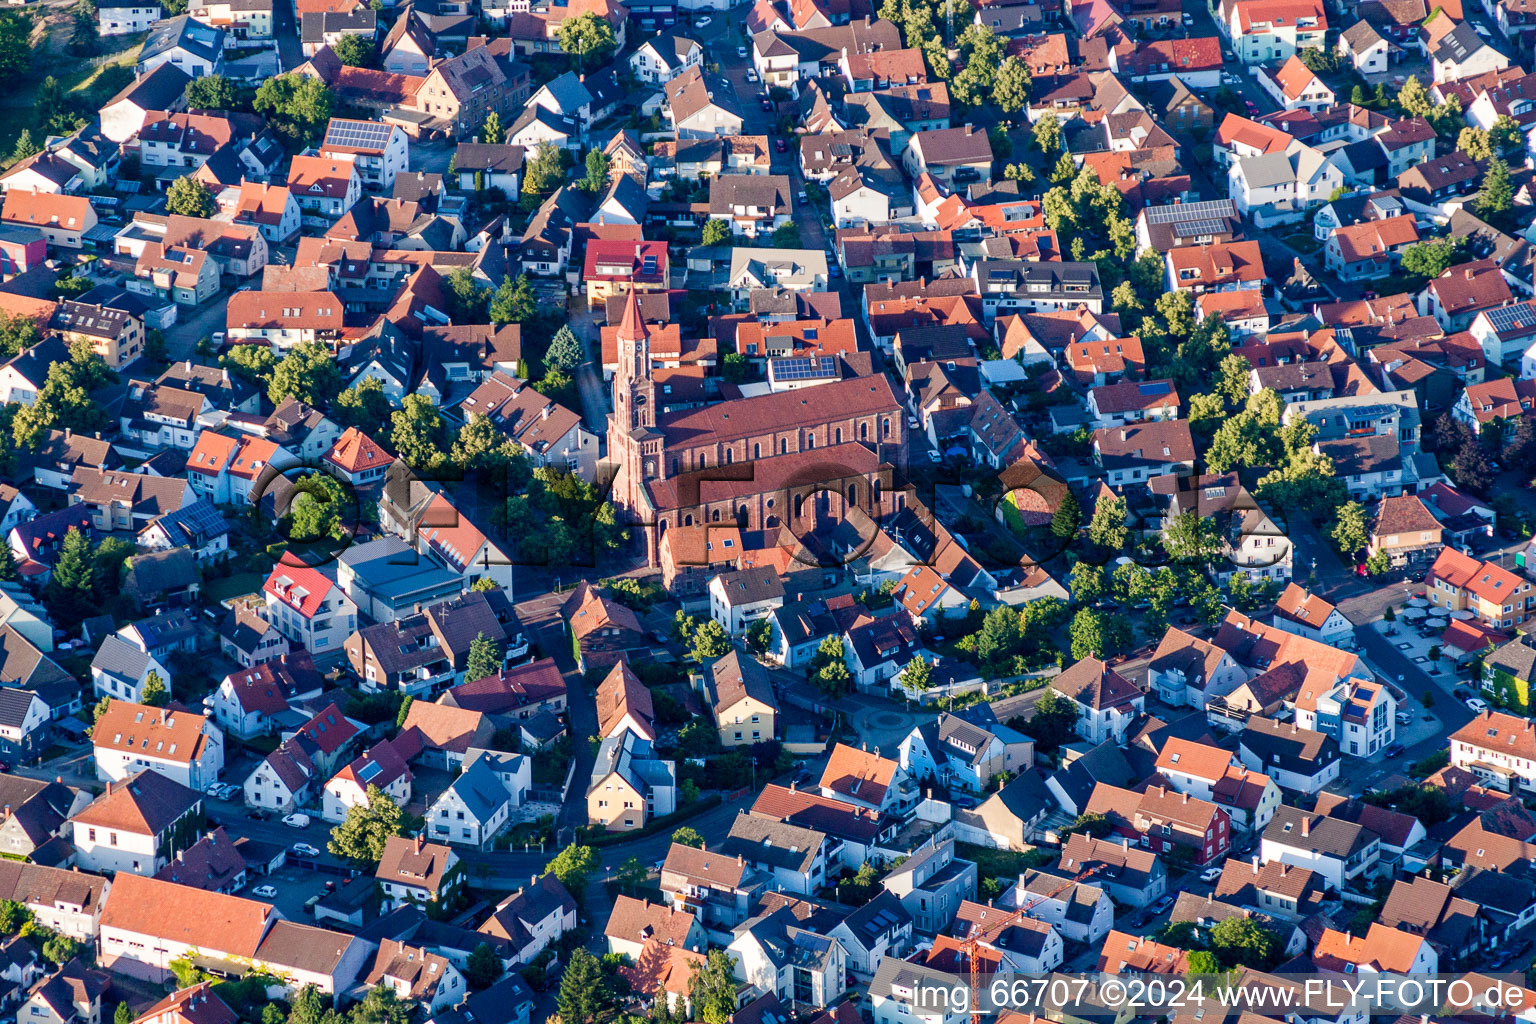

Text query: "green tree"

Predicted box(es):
[444, 265, 491, 322]
[0, 899, 30, 934]
[465, 942, 503, 990]
[744, 616, 772, 655]
[901, 655, 933, 703]
[521, 144, 564, 205]
[1401, 239, 1460, 281]
[395, 696, 413, 729]
[545, 324, 583, 372]
[333, 377, 392, 432]
[465, 631, 502, 683]
[690, 618, 730, 660]
[0, 542, 16, 583]
[327, 784, 407, 864]
[1088, 494, 1128, 551]
[1069, 561, 1105, 605]
[166, 175, 216, 218]
[1458, 126, 1493, 160]
[489, 273, 537, 326]
[114, 1003, 132, 1024]
[1033, 111, 1062, 155]
[331, 32, 375, 67]
[0, 311, 39, 358]
[352, 986, 410, 1024]
[993, 55, 1031, 113]
[1490, 114, 1524, 157]
[1330, 501, 1369, 557]
[1209, 915, 1278, 970]
[702, 218, 732, 246]
[268, 341, 341, 406]
[1164, 510, 1222, 564]
[185, 74, 236, 110]
[557, 11, 616, 71]
[46, 527, 95, 621]
[40, 932, 79, 966]
[1187, 951, 1221, 976]
[481, 110, 504, 145]
[9, 129, 37, 164]
[672, 826, 705, 848]
[0, 11, 33, 80]
[141, 671, 168, 707]
[688, 950, 740, 1024]
[1478, 157, 1514, 218]
[254, 74, 334, 147]
[391, 394, 450, 472]
[450, 415, 522, 474]
[772, 220, 802, 248]
[1051, 490, 1081, 541]
[1025, 689, 1080, 751]
[557, 949, 606, 1024]
[1069, 607, 1107, 660]
[582, 150, 610, 192]
[286, 985, 330, 1024]
[1066, 812, 1111, 838]
[287, 472, 347, 542]
[544, 842, 598, 902]
[223, 343, 278, 388]
[813, 635, 851, 696]
[1399, 75, 1432, 117]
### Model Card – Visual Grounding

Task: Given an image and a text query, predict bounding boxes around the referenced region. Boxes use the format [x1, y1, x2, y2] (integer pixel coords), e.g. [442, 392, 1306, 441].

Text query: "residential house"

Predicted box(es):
[880, 838, 976, 934]
[71, 770, 202, 876]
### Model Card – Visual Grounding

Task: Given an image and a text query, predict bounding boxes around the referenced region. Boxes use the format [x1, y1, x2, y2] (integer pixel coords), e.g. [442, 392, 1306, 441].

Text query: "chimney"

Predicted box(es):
[64, 427, 71, 438]
[416, 834, 424, 854]
[106, 780, 112, 795]
[1301, 815, 1310, 837]
[1251, 854, 1258, 869]
[1122, 837, 1129, 849]
[738, 853, 744, 865]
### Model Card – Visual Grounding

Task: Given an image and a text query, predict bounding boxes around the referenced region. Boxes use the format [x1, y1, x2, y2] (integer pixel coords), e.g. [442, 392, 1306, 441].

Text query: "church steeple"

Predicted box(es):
[611, 286, 656, 435]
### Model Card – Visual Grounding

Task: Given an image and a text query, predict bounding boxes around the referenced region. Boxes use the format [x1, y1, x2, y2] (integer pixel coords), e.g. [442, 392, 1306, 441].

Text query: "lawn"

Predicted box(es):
[0, 33, 144, 167]
[1282, 233, 1323, 256]
[956, 841, 1055, 880]
[203, 571, 266, 606]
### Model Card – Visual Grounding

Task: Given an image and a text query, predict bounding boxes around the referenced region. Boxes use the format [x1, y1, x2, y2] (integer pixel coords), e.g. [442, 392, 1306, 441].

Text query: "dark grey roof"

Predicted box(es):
[90, 634, 155, 685]
[721, 811, 825, 875]
[0, 689, 37, 730]
[1262, 805, 1379, 858]
[141, 15, 225, 64]
[105, 63, 191, 111]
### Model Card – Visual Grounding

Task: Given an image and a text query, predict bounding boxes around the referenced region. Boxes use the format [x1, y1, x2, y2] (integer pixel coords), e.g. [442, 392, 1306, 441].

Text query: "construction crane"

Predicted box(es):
[961, 863, 1103, 1024]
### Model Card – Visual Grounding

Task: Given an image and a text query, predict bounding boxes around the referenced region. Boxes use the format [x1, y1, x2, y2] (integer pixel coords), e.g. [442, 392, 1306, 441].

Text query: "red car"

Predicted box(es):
[775, 138, 788, 152]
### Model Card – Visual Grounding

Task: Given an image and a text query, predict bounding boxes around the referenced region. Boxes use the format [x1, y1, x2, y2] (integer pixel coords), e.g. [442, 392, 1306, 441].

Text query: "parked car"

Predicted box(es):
[1200, 865, 1223, 882]
[695, 15, 711, 24]
[291, 842, 321, 858]
[761, 98, 774, 111]
[1454, 687, 1472, 700]
[283, 812, 311, 828]
[737, 45, 748, 57]
[1467, 697, 1489, 713]
[252, 885, 278, 899]
[746, 67, 758, 81]
[1383, 742, 1405, 758]
[775, 138, 787, 153]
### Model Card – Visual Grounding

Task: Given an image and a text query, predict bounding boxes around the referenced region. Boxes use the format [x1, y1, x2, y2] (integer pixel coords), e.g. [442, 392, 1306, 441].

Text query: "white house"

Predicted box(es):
[898, 714, 1010, 794]
[72, 770, 203, 877]
[377, 835, 462, 913]
[263, 564, 358, 656]
[243, 737, 318, 813]
[89, 635, 171, 704]
[92, 701, 224, 791]
[426, 749, 529, 850]
[1239, 718, 1341, 795]
[1050, 658, 1145, 745]
[322, 739, 412, 823]
[707, 567, 785, 635]
[630, 33, 703, 84]
[100, 0, 162, 35]
[1269, 584, 1355, 647]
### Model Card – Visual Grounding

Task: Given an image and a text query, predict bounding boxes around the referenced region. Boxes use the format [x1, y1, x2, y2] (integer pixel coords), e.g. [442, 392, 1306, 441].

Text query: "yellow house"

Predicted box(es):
[587, 730, 677, 830]
[697, 649, 778, 748]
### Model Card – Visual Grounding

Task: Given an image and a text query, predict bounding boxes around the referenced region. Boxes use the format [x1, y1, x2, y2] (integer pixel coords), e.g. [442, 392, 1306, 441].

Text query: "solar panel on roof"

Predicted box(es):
[1139, 381, 1172, 395]
[771, 356, 839, 381]
[323, 119, 395, 151]
[1173, 219, 1229, 237]
[1145, 199, 1235, 223]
